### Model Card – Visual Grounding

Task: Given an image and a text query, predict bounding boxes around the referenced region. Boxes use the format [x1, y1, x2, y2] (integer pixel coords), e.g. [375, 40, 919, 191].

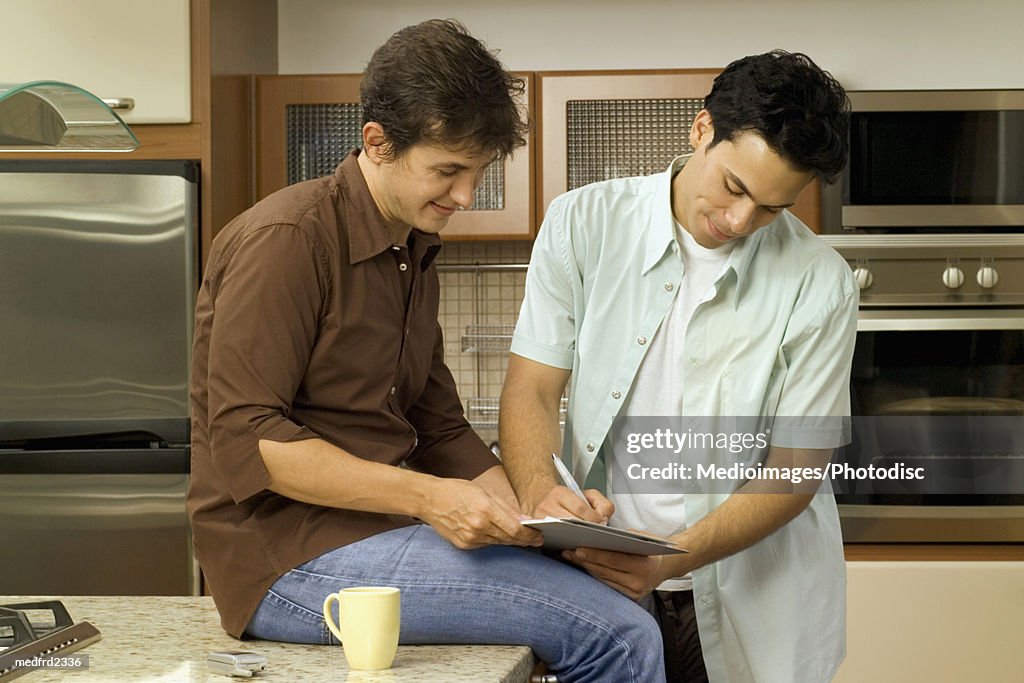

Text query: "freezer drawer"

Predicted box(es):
[0, 473, 196, 595]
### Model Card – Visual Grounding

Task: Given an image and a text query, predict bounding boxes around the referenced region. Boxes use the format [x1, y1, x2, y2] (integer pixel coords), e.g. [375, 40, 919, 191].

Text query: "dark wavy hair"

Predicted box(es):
[704, 50, 850, 183]
[360, 19, 528, 161]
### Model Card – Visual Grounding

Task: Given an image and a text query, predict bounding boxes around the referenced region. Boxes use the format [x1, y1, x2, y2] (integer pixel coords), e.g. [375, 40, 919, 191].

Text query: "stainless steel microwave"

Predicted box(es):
[821, 90, 1024, 233]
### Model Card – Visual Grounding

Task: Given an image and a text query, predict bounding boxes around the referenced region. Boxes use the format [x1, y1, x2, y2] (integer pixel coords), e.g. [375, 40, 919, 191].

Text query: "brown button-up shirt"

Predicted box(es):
[188, 151, 497, 638]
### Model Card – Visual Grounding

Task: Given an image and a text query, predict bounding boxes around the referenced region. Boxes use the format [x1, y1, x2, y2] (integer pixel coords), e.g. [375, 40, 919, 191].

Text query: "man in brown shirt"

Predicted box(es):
[188, 19, 664, 682]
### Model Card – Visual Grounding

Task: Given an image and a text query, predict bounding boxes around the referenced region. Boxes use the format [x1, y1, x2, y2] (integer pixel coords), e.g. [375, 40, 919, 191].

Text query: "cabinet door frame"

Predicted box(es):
[255, 73, 535, 240]
[255, 74, 362, 201]
[536, 69, 822, 232]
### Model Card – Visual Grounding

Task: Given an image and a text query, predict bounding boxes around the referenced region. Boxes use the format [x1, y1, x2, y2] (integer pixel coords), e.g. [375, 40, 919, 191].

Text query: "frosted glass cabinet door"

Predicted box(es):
[2, 0, 191, 124]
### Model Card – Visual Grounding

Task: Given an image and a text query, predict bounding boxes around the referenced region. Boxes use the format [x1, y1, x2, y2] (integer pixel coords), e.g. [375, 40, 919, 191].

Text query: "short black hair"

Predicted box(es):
[704, 50, 850, 183]
[360, 19, 528, 161]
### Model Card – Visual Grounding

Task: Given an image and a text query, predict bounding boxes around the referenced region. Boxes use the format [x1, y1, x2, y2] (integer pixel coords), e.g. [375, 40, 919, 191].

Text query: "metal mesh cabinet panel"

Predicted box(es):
[286, 103, 364, 186]
[566, 98, 704, 189]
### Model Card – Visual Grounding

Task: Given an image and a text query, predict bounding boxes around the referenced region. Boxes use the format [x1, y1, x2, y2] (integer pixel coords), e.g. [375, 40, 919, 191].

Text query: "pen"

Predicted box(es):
[551, 453, 588, 502]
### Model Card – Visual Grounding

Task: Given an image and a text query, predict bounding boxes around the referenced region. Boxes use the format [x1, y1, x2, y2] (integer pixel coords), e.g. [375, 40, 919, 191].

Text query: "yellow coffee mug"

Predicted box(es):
[323, 586, 401, 671]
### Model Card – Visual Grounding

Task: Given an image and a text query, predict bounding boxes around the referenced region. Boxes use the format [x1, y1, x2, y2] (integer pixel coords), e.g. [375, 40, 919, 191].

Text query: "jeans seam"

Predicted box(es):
[265, 588, 324, 621]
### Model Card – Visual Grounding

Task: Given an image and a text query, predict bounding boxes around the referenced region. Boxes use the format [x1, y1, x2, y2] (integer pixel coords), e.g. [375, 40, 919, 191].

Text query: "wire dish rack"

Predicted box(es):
[461, 323, 516, 353]
[467, 396, 568, 431]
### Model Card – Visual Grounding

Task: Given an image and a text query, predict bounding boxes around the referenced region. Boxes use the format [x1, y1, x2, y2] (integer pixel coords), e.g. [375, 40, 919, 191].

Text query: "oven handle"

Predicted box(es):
[858, 312, 1024, 332]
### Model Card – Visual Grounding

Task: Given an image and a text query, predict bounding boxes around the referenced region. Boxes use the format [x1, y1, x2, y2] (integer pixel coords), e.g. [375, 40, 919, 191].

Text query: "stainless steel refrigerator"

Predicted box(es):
[0, 160, 198, 595]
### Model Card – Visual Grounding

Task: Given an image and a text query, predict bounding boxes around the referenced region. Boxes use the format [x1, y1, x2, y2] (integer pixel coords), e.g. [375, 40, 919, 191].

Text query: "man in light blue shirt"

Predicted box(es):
[501, 51, 857, 682]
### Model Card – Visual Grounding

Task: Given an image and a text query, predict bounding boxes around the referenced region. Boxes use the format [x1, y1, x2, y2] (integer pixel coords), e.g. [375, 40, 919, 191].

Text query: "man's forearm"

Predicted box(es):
[259, 437, 438, 518]
[260, 437, 540, 550]
[498, 382, 563, 511]
[662, 447, 830, 578]
[497, 355, 572, 509]
[662, 491, 814, 579]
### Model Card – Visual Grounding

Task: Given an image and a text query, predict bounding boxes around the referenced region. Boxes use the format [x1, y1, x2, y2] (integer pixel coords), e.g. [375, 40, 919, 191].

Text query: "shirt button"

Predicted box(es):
[700, 595, 713, 607]
[664, 282, 674, 292]
[399, 263, 408, 272]
[585, 442, 595, 453]
[637, 336, 648, 346]
[611, 390, 621, 399]
[389, 386, 397, 396]
[391, 245, 401, 251]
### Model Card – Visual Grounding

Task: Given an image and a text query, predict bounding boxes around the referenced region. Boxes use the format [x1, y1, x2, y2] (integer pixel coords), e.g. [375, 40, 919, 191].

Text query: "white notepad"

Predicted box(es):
[522, 517, 687, 556]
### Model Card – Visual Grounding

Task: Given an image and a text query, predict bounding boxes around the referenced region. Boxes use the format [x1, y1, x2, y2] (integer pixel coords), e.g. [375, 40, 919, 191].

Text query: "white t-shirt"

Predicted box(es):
[607, 221, 734, 590]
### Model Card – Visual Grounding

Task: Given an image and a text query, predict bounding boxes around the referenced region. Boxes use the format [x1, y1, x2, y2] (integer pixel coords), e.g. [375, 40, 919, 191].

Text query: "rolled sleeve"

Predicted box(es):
[210, 422, 315, 503]
[204, 224, 327, 503]
[509, 335, 574, 369]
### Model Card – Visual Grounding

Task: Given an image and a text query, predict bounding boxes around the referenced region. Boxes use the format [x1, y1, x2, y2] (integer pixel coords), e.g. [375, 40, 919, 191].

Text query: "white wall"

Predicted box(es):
[278, 0, 1024, 89]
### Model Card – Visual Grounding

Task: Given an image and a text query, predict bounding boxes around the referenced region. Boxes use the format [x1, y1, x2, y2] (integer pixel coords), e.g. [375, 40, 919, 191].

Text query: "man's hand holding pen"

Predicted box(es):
[532, 453, 614, 525]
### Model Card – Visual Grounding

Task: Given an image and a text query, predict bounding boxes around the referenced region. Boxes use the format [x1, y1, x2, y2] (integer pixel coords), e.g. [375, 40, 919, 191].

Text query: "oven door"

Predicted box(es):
[838, 308, 1024, 542]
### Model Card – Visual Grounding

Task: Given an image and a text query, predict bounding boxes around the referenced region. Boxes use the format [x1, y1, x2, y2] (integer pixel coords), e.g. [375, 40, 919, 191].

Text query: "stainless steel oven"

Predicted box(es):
[823, 234, 1024, 543]
[834, 307, 1024, 542]
[818, 89, 1024, 540]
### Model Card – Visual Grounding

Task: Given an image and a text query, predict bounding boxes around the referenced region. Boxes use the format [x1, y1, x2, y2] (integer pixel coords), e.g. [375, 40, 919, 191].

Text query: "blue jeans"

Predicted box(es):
[246, 525, 665, 683]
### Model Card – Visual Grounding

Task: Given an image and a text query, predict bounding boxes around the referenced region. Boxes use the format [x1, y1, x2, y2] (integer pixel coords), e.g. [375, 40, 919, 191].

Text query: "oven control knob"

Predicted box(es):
[942, 266, 965, 289]
[977, 266, 999, 289]
[853, 266, 873, 290]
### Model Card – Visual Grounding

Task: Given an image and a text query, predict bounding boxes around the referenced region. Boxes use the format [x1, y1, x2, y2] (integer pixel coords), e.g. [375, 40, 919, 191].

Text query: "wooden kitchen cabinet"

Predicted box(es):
[254, 73, 535, 240]
[4, 0, 192, 125]
[536, 69, 823, 232]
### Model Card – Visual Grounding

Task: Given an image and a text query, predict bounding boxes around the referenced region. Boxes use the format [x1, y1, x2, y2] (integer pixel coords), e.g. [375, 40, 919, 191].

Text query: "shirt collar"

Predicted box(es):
[337, 150, 442, 269]
[641, 155, 689, 275]
[723, 225, 763, 303]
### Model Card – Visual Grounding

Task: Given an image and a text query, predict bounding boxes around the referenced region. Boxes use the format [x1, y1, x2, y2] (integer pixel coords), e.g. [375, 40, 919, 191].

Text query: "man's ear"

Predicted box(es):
[361, 122, 391, 164]
[690, 110, 714, 151]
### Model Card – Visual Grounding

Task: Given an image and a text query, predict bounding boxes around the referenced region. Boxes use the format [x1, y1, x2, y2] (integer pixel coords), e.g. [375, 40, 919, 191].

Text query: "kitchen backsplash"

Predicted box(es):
[436, 240, 533, 444]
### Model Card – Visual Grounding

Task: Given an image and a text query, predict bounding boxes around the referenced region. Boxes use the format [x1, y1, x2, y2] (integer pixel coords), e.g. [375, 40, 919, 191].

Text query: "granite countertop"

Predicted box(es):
[1, 596, 534, 682]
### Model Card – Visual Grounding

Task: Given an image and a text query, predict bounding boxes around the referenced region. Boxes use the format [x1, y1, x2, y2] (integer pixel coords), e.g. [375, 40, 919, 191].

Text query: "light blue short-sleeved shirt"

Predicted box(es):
[512, 155, 859, 683]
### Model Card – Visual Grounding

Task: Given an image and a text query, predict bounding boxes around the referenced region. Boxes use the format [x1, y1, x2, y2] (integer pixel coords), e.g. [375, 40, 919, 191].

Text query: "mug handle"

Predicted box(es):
[323, 593, 344, 643]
